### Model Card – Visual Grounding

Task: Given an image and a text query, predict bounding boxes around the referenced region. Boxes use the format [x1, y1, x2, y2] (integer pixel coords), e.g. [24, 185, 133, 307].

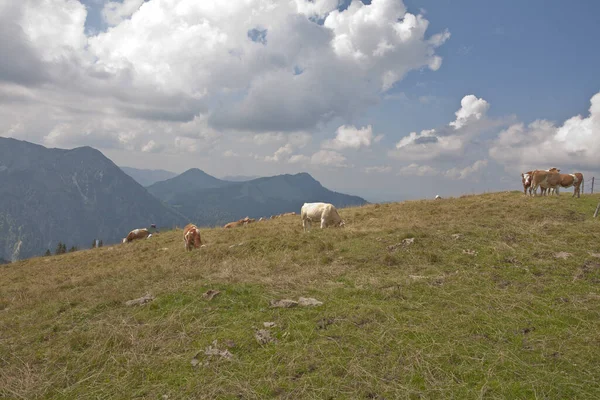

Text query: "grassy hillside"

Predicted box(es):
[2, 192, 600, 399]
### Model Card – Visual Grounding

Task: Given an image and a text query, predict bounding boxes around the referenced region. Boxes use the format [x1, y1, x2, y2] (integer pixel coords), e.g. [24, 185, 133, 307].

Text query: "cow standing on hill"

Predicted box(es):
[552, 172, 584, 198]
[530, 168, 561, 196]
[122, 228, 151, 243]
[183, 223, 202, 251]
[301, 202, 345, 232]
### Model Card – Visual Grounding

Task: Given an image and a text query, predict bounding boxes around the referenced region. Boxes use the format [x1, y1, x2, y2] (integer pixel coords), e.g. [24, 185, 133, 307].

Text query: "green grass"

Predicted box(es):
[2, 192, 600, 399]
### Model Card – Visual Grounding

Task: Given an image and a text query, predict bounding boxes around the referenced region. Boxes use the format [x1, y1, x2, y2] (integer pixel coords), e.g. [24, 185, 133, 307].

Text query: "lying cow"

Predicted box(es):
[224, 216, 257, 228]
[183, 223, 202, 251]
[122, 228, 151, 243]
[301, 202, 345, 232]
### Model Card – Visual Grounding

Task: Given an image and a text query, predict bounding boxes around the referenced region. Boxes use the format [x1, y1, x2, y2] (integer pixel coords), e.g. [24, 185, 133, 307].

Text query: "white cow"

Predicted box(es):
[301, 202, 345, 232]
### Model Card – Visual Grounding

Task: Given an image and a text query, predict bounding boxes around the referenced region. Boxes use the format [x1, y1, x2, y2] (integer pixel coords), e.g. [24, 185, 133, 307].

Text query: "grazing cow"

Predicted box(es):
[183, 223, 202, 251]
[530, 168, 561, 196]
[435, 195, 442, 200]
[122, 228, 151, 243]
[301, 202, 345, 232]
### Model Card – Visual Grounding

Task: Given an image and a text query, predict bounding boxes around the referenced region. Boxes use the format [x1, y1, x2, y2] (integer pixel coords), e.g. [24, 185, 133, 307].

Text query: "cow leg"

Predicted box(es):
[555, 187, 560, 196]
[302, 218, 309, 232]
[320, 218, 327, 229]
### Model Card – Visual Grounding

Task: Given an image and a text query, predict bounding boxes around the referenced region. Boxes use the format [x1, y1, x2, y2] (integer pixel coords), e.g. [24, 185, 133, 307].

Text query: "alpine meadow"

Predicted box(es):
[2, 192, 600, 399]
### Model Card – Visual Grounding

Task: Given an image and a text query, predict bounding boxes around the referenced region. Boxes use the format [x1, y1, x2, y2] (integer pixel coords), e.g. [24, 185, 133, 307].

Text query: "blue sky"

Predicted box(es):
[2, 0, 599, 202]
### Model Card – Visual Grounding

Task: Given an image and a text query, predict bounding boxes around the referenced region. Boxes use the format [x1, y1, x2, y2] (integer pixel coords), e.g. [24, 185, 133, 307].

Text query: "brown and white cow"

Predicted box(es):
[552, 172, 584, 198]
[183, 223, 202, 251]
[122, 228, 151, 243]
[530, 168, 561, 196]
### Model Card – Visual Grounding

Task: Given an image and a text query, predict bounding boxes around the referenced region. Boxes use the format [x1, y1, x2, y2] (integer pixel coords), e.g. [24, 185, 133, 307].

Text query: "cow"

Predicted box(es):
[530, 168, 563, 196]
[521, 171, 534, 195]
[435, 195, 442, 200]
[301, 202, 345, 232]
[224, 221, 244, 229]
[281, 212, 297, 217]
[122, 228, 151, 243]
[183, 223, 202, 251]
[554, 172, 584, 198]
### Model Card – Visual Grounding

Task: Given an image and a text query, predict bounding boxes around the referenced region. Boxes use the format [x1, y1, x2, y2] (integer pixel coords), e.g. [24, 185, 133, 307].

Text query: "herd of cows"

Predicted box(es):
[521, 168, 584, 197]
[121, 171, 585, 252]
[121, 202, 347, 251]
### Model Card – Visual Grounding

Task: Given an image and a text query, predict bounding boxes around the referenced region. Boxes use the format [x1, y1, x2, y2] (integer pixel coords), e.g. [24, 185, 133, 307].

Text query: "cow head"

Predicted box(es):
[122, 238, 127, 244]
[548, 167, 560, 173]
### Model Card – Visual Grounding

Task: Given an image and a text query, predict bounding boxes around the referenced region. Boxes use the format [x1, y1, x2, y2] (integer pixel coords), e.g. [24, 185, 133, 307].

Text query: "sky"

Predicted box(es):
[1, 0, 599, 202]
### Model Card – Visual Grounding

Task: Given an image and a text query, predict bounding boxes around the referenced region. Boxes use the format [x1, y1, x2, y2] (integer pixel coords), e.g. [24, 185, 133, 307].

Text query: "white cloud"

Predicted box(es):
[489, 91, 600, 171]
[264, 144, 294, 162]
[449, 95, 490, 130]
[102, 0, 144, 26]
[445, 159, 488, 180]
[141, 140, 163, 153]
[323, 124, 376, 150]
[390, 94, 497, 162]
[1, 0, 449, 155]
[310, 150, 348, 167]
[223, 149, 239, 157]
[397, 163, 439, 177]
[365, 165, 392, 174]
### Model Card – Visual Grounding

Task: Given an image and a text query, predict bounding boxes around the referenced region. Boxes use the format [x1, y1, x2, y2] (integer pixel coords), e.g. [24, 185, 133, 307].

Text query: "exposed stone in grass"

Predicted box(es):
[255, 329, 276, 345]
[589, 252, 600, 258]
[125, 294, 154, 307]
[228, 242, 244, 249]
[270, 299, 298, 308]
[263, 322, 276, 328]
[554, 252, 571, 259]
[270, 297, 323, 307]
[202, 289, 221, 301]
[402, 238, 414, 246]
[451, 234, 462, 240]
[201, 340, 233, 363]
[298, 297, 323, 307]
[462, 249, 477, 256]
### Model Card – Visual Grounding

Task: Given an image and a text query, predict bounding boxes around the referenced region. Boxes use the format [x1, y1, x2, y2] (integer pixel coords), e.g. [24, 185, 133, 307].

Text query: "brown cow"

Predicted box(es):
[122, 228, 151, 243]
[183, 223, 202, 251]
[530, 168, 561, 196]
[224, 217, 257, 228]
[552, 172, 584, 198]
[521, 171, 534, 195]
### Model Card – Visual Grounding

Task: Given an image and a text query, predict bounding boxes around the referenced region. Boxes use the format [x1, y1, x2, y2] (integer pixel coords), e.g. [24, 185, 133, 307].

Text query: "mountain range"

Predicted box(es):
[120, 166, 177, 187]
[0, 138, 367, 261]
[146, 169, 367, 227]
[0, 137, 186, 261]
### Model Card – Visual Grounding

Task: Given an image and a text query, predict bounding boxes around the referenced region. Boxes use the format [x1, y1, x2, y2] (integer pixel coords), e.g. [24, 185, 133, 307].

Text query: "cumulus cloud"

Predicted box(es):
[390, 94, 500, 162]
[264, 144, 295, 162]
[323, 124, 378, 150]
[449, 95, 490, 130]
[445, 159, 488, 180]
[223, 149, 239, 157]
[1, 0, 449, 154]
[489, 91, 600, 171]
[102, 0, 144, 26]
